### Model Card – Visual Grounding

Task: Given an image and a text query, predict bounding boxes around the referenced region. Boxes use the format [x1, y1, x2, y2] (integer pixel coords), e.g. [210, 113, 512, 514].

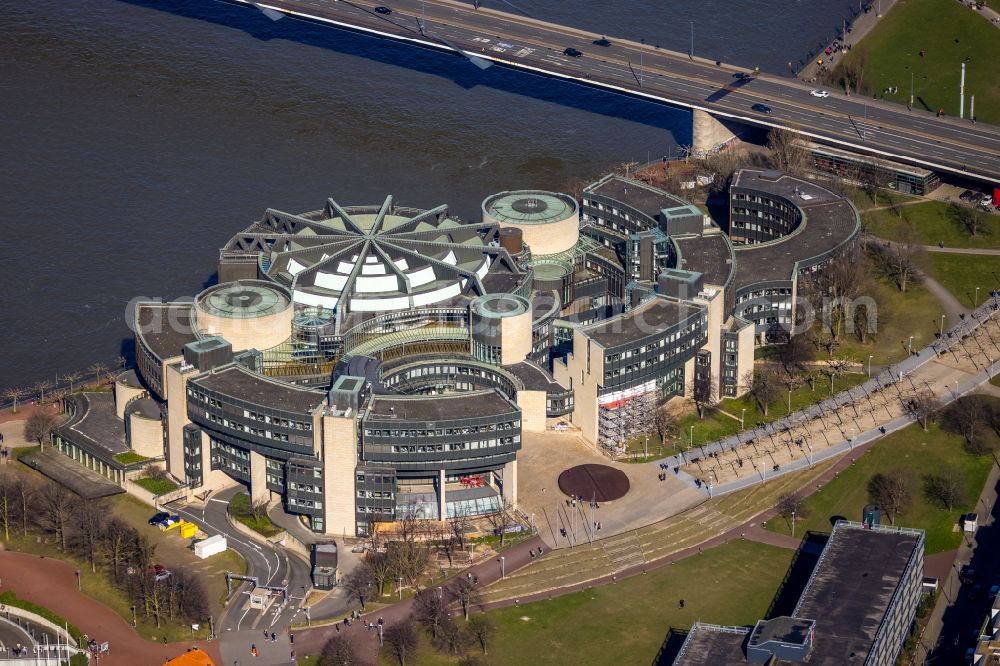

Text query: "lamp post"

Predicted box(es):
[907, 335, 914, 355]
[867, 355, 873, 376]
[740, 407, 746, 430]
[788, 389, 793, 414]
[644, 434, 649, 459]
[975, 286, 981, 308]
[499, 556, 505, 580]
[940, 314, 946, 337]
[689, 22, 694, 59]
[791, 510, 796, 537]
[689, 424, 694, 448]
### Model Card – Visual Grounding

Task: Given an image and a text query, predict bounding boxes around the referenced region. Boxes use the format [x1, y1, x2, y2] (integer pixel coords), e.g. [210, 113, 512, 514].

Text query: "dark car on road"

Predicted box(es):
[563, 47, 583, 58]
[374, 6, 392, 14]
[593, 37, 612, 47]
[148, 512, 169, 526]
[751, 103, 772, 114]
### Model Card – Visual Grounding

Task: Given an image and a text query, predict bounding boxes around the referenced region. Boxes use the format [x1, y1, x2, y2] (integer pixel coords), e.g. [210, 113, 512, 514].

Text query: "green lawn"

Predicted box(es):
[926, 253, 1000, 308]
[133, 476, 178, 495]
[0, 590, 85, 645]
[392, 539, 794, 666]
[676, 373, 869, 451]
[764, 416, 997, 554]
[113, 451, 150, 466]
[228, 492, 283, 537]
[484, 540, 791, 666]
[833, 0, 1000, 123]
[865, 201, 1000, 250]
[833, 267, 945, 365]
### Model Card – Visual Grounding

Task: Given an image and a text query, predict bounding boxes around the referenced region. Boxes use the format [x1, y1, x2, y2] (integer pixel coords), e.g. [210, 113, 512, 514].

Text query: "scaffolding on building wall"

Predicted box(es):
[597, 380, 656, 455]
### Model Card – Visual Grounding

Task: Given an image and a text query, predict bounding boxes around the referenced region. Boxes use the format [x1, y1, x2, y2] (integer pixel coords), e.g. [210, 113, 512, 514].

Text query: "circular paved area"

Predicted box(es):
[557, 464, 630, 502]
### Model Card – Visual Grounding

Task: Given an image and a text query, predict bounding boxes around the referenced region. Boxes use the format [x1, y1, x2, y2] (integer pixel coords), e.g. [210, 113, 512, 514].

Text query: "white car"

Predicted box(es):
[810, 89, 830, 98]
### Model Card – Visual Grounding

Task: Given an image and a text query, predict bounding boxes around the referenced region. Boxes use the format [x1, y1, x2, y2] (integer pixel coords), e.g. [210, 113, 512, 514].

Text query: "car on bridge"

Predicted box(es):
[810, 89, 830, 98]
[751, 103, 772, 114]
[563, 47, 583, 58]
[374, 6, 392, 15]
[593, 37, 612, 47]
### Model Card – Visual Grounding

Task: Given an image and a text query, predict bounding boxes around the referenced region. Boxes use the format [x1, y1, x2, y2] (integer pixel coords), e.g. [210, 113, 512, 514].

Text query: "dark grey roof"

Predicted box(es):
[505, 361, 566, 392]
[582, 296, 701, 349]
[135, 302, 198, 361]
[191, 365, 325, 414]
[366, 390, 517, 422]
[794, 524, 922, 665]
[116, 369, 143, 389]
[586, 175, 688, 221]
[673, 624, 749, 665]
[730, 169, 860, 291]
[125, 397, 161, 421]
[56, 392, 128, 457]
[673, 232, 735, 288]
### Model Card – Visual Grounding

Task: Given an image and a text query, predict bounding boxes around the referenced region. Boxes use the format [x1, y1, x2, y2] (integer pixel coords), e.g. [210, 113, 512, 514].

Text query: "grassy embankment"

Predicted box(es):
[764, 413, 998, 554]
[833, 0, 1000, 123]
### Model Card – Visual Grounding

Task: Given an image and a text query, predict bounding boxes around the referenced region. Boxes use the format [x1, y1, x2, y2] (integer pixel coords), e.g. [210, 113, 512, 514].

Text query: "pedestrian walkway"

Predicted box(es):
[0, 552, 221, 666]
[798, 0, 899, 80]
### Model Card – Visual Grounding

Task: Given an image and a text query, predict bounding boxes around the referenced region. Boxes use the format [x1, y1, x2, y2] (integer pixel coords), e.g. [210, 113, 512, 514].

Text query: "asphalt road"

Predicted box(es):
[168, 486, 312, 634]
[228, 0, 1000, 183]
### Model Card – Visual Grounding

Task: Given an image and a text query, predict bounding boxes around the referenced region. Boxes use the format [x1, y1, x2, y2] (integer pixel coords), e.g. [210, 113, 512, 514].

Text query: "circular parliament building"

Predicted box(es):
[52, 170, 858, 537]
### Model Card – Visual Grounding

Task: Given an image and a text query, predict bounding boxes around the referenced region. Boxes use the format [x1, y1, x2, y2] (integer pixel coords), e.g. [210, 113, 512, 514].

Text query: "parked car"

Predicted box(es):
[751, 103, 772, 114]
[148, 512, 169, 526]
[809, 89, 830, 98]
[374, 6, 392, 15]
[153, 570, 172, 582]
[157, 515, 181, 529]
[563, 47, 583, 58]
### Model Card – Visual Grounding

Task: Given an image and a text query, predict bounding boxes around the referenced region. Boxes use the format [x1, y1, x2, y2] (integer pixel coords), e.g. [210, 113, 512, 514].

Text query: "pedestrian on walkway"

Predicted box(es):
[271, 632, 276, 642]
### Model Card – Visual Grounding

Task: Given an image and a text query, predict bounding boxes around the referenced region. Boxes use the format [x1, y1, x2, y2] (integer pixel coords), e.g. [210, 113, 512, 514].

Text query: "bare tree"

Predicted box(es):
[72, 498, 108, 572]
[467, 615, 497, 655]
[907, 389, 942, 431]
[778, 334, 815, 372]
[767, 128, 810, 175]
[413, 588, 449, 643]
[38, 483, 75, 551]
[362, 551, 394, 597]
[61, 371, 83, 393]
[824, 358, 853, 393]
[248, 496, 270, 523]
[32, 380, 54, 404]
[388, 538, 430, 589]
[654, 405, 678, 445]
[436, 615, 467, 654]
[743, 368, 781, 416]
[102, 516, 138, 579]
[449, 508, 472, 559]
[88, 362, 109, 386]
[13, 476, 34, 536]
[942, 396, 991, 452]
[950, 203, 988, 237]
[868, 470, 914, 525]
[343, 566, 375, 610]
[3, 387, 27, 414]
[384, 616, 420, 666]
[0, 472, 16, 541]
[776, 492, 810, 530]
[24, 410, 58, 450]
[448, 576, 481, 621]
[872, 222, 923, 293]
[319, 634, 369, 666]
[923, 469, 966, 511]
[484, 497, 515, 548]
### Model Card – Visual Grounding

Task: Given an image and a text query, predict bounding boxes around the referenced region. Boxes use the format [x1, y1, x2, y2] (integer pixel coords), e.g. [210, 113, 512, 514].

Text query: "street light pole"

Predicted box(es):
[867, 355, 873, 377]
[909, 70, 914, 109]
[689, 424, 694, 448]
[791, 510, 796, 537]
[907, 335, 914, 355]
[940, 314, 946, 337]
[975, 286, 981, 307]
[740, 407, 746, 430]
[689, 21, 694, 59]
[788, 389, 792, 414]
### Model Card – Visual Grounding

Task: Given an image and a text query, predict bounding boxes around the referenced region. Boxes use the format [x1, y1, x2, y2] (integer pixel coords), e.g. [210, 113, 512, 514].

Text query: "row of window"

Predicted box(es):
[187, 388, 313, 431]
[356, 472, 393, 484]
[290, 482, 321, 493]
[388, 436, 518, 453]
[203, 412, 297, 442]
[357, 490, 394, 499]
[364, 422, 518, 438]
[289, 497, 323, 509]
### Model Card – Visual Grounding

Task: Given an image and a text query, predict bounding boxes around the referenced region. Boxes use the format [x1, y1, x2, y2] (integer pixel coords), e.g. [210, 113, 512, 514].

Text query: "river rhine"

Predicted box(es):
[0, 0, 859, 392]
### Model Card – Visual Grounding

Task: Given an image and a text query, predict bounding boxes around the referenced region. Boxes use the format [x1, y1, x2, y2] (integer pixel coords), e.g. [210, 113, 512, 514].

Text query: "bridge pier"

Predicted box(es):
[691, 109, 741, 156]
